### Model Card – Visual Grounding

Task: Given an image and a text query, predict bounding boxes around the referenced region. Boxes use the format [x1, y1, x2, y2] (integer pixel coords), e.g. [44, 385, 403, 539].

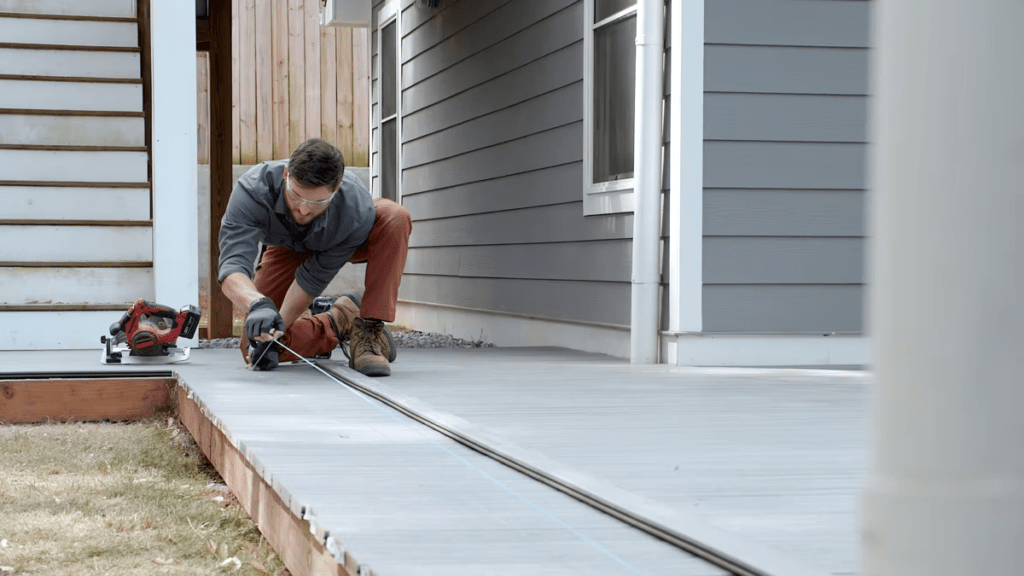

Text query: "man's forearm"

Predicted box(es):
[221, 273, 313, 332]
[279, 280, 314, 331]
[220, 272, 265, 312]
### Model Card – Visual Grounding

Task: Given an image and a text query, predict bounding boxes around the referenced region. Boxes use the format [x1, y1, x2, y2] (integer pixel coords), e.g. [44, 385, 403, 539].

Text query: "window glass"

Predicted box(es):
[381, 119, 397, 201]
[593, 14, 636, 184]
[381, 21, 397, 119]
[595, 0, 636, 23]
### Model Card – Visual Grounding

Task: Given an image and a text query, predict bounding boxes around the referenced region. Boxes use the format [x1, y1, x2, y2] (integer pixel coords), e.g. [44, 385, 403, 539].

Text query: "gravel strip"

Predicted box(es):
[391, 330, 495, 349]
[200, 329, 494, 350]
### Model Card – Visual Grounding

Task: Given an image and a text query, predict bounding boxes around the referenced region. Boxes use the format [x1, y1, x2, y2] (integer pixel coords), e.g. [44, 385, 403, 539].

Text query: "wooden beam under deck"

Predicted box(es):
[0, 377, 175, 423]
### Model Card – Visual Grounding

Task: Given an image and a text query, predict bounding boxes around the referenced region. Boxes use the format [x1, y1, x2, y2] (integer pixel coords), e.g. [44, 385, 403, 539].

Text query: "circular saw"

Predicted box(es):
[101, 299, 202, 364]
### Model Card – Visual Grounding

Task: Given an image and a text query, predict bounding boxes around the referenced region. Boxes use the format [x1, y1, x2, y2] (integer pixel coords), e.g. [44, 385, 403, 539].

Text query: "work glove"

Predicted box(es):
[245, 297, 284, 341]
[248, 339, 280, 371]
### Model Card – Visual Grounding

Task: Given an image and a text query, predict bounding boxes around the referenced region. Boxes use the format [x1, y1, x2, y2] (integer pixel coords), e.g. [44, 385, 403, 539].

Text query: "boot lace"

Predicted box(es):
[352, 318, 385, 359]
[327, 312, 354, 361]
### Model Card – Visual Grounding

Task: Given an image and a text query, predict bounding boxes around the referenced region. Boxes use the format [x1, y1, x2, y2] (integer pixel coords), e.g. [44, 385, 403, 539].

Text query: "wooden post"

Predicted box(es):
[255, 0, 273, 160]
[321, 27, 338, 150]
[287, 0, 306, 150]
[303, 0, 321, 141]
[352, 28, 369, 167]
[238, 0, 257, 164]
[271, 0, 290, 159]
[197, 53, 210, 164]
[336, 27, 354, 163]
[231, 0, 241, 164]
[209, 0, 235, 338]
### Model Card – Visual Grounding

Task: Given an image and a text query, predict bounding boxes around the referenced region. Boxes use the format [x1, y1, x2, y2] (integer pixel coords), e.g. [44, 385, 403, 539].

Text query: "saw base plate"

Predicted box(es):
[101, 336, 191, 365]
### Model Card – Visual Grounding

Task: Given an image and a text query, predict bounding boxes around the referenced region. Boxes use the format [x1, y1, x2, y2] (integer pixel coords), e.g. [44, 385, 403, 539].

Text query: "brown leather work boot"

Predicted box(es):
[327, 292, 362, 347]
[350, 317, 395, 377]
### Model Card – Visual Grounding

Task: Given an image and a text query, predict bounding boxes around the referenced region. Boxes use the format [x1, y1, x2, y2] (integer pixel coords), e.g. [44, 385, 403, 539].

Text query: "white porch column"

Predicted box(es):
[150, 2, 200, 346]
[863, 1, 1024, 575]
[666, 0, 703, 357]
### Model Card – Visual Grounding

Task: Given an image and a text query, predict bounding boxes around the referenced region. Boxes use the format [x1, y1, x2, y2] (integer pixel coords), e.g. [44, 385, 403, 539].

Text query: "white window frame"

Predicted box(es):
[374, 0, 402, 202]
[583, 0, 638, 216]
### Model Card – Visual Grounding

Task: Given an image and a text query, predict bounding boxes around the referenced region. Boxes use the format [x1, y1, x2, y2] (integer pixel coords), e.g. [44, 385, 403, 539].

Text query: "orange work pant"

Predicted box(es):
[238, 198, 411, 362]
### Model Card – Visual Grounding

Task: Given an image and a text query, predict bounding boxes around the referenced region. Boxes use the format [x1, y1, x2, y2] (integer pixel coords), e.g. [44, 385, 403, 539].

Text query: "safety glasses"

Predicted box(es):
[285, 179, 335, 208]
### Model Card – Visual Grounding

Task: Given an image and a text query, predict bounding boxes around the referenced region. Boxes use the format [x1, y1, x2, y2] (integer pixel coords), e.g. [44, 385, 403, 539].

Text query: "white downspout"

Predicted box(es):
[630, 0, 665, 364]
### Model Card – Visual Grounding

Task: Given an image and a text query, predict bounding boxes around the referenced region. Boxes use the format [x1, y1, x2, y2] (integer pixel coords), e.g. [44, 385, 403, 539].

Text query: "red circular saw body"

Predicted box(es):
[110, 299, 202, 356]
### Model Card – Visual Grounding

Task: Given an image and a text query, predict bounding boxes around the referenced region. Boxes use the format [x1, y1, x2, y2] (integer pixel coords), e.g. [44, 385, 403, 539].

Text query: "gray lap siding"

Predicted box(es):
[380, 0, 634, 327]
[374, 0, 869, 334]
[702, 0, 870, 333]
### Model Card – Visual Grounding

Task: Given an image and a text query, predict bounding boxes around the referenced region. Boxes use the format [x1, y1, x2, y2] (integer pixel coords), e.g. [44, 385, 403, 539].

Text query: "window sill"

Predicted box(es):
[583, 185, 635, 216]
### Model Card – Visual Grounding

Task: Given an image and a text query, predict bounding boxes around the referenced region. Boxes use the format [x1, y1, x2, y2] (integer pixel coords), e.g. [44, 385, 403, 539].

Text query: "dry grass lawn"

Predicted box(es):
[0, 419, 288, 576]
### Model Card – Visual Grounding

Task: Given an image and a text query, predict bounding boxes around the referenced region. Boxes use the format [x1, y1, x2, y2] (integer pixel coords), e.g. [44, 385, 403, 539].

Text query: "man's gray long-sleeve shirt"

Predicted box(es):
[217, 160, 375, 297]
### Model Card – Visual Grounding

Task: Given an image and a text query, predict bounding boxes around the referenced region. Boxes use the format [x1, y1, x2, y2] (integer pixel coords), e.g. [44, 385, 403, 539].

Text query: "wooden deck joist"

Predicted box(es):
[0, 375, 175, 423]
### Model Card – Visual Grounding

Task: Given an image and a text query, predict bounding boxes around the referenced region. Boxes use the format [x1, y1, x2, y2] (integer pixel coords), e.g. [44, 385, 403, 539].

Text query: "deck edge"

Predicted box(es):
[175, 379, 373, 576]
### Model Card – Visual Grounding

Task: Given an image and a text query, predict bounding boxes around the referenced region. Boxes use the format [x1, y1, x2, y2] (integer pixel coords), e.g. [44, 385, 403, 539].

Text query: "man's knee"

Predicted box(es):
[375, 199, 412, 234]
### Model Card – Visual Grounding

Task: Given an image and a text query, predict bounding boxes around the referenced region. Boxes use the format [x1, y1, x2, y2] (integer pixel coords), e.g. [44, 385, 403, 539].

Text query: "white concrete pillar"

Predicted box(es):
[863, 1, 1024, 575]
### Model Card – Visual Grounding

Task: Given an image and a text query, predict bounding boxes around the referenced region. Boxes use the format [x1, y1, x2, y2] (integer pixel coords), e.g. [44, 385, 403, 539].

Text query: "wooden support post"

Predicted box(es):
[336, 27, 354, 163]
[238, 0, 257, 164]
[352, 28, 369, 167]
[255, 0, 273, 160]
[321, 26, 338, 150]
[271, 0, 290, 159]
[287, 0, 306, 151]
[303, 0, 321, 141]
[209, 0, 235, 338]
[231, 0, 241, 164]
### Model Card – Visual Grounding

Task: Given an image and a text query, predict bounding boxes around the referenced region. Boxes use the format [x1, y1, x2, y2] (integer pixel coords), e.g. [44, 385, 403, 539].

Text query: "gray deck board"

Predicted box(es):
[1, 349, 730, 576]
[0, 348, 866, 575]
[369, 348, 868, 576]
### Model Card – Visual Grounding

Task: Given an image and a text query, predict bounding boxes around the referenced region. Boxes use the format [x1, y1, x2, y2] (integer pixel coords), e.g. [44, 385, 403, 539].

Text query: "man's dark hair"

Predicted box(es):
[288, 138, 345, 191]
